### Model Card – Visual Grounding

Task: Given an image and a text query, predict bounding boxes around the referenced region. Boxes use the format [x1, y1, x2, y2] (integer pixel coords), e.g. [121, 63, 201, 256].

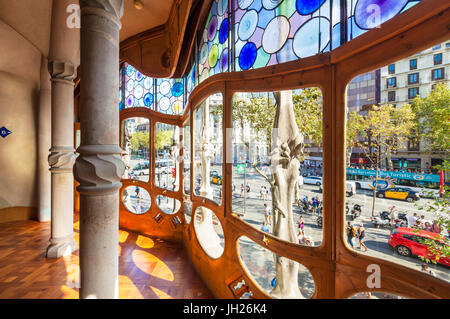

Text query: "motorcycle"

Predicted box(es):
[394, 212, 408, 228]
[347, 204, 362, 221]
[298, 197, 313, 214]
[371, 211, 392, 228]
[317, 215, 323, 228]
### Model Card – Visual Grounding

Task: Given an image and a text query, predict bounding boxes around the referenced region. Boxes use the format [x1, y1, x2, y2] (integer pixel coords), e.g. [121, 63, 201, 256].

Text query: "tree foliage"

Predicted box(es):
[414, 161, 450, 264]
[411, 82, 450, 152]
[130, 129, 174, 152]
[155, 129, 174, 151]
[130, 131, 149, 152]
[357, 103, 416, 170]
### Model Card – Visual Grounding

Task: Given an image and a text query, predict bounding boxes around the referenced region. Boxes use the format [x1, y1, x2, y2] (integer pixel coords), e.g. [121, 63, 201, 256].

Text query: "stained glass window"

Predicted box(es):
[347, 0, 421, 41]
[185, 63, 196, 109]
[119, 0, 423, 114]
[124, 63, 155, 109]
[233, 0, 335, 72]
[198, 0, 230, 84]
[156, 78, 184, 115]
[120, 63, 187, 115]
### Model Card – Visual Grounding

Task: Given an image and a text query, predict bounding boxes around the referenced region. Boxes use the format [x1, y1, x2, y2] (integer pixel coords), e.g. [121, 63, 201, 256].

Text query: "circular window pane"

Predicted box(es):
[238, 236, 315, 299]
[122, 186, 151, 214]
[193, 207, 225, 259]
[155, 195, 181, 215]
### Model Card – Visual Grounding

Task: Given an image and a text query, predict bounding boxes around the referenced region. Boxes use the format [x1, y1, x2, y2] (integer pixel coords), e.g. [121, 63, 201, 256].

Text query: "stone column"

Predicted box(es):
[74, 0, 125, 299]
[38, 55, 52, 222]
[46, 0, 80, 258]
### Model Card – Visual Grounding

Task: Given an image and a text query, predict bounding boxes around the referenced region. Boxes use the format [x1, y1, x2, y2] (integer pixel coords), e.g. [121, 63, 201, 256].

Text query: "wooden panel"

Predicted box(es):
[0, 207, 37, 223]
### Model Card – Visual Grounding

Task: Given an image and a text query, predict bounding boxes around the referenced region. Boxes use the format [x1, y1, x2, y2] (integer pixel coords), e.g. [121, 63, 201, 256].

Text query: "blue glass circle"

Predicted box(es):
[262, 0, 283, 10]
[144, 93, 153, 107]
[126, 64, 135, 77]
[171, 82, 184, 97]
[219, 18, 229, 44]
[296, 0, 326, 15]
[293, 17, 330, 58]
[238, 10, 258, 41]
[238, 0, 254, 9]
[354, 0, 409, 30]
[239, 42, 257, 70]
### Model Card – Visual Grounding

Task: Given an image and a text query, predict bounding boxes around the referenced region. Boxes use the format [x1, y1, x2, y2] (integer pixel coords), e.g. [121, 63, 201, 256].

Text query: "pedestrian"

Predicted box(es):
[135, 186, 140, 198]
[424, 221, 432, 232]
[297, 216, 305, 237]
[346, 222, 354, 248]
[264, 203, 272, 225]
[259, 186, 264, 200]
[263, 186, 268, 201]
[408, 212, 418, 228]
[389, 205, 398, 226]
[240, 184, 244, 197]
[431, 220, 442, 234]
[418, 215, 427, 228]
[232, 182, 236, 195]
[134, 199, 142, 214]
[246, 183, 250, 194]
[312, 197, 318, 215]
[421, 264, 436, 277]
[261, 221, 270, 233]
[357, 223, 368, 252]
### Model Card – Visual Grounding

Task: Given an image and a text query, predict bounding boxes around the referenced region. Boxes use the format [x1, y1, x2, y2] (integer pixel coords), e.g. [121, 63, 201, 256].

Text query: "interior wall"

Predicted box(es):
[0, 19, 42, 221]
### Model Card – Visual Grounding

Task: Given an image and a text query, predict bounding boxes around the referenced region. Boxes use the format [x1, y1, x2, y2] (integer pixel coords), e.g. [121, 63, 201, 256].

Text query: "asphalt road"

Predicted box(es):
[230, 168, 450, 286]
[123, 162, 450, 290]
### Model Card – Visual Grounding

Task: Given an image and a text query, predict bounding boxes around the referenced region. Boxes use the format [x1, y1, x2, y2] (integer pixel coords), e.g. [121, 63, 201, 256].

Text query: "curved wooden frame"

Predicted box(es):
[118, 0, 450, 299]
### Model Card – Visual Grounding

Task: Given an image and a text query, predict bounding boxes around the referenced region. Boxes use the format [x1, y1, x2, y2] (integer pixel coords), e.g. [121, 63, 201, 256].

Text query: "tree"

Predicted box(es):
[293, 88, 323, 149]
[346, 111, 366, 167]
[130, 131, 149, 153]
[414, 161, 450, 264]
[155, 129, 174, 151]
[357, 104, 416, 215]
[363, 104, 416, 171]
[411, 82, 450, 152]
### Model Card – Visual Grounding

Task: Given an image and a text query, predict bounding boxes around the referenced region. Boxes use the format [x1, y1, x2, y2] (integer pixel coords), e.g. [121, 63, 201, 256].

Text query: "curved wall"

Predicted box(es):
[0, 19, 42, 221]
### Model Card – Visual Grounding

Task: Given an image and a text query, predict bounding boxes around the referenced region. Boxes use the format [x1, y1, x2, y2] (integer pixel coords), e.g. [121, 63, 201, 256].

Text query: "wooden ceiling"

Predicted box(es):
[0, 0, 211, 78]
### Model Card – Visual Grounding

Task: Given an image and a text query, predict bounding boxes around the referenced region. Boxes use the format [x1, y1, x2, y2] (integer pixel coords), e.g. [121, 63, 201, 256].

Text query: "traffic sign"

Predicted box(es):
[237, 164, 245, 174]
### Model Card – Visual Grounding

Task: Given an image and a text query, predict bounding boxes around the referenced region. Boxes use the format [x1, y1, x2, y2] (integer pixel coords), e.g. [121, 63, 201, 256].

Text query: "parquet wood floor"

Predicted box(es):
[0, 218, 213, 299]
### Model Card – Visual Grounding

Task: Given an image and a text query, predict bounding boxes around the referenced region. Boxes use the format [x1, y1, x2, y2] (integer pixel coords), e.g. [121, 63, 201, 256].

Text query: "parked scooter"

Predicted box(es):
[317, 215, 323, 228]
[394, 212, 408, 228]
[298, 196, 313, 214]
[371, 211, 392, 228]
[347, 204, 362, 221]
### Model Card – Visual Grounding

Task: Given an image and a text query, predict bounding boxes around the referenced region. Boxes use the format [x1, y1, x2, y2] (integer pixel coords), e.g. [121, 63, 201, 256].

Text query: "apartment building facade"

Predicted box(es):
[380, 41, 450, 170]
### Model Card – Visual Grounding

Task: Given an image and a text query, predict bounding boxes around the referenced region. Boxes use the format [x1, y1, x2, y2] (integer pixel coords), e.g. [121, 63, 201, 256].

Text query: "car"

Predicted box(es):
[210, 171, 222, 185]
[388, 227, 450, 267]
[376, 187, 420, 202]
[319, 181, 356, 197]
[132, 162, 149, 176]
[303, 176, 322, 186]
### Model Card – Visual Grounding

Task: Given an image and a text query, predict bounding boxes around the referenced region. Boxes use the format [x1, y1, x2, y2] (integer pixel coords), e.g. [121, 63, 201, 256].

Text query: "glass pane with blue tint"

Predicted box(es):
[124, 63, 155, 109]
[156, 78, 185, 115]
[347, 0, 421, 41]
[234, 0, 332, 71]
[198, 0, 230, 84]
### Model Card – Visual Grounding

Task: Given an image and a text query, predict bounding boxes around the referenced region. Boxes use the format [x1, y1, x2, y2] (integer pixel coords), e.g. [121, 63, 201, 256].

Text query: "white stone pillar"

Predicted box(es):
[46, 0, 80, 258]
[38, 55, 52, 222]
[74, 0, 125, 299]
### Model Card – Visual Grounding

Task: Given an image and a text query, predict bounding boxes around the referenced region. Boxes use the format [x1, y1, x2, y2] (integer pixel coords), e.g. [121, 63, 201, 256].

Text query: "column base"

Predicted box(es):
[46, 235, 77, 258]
